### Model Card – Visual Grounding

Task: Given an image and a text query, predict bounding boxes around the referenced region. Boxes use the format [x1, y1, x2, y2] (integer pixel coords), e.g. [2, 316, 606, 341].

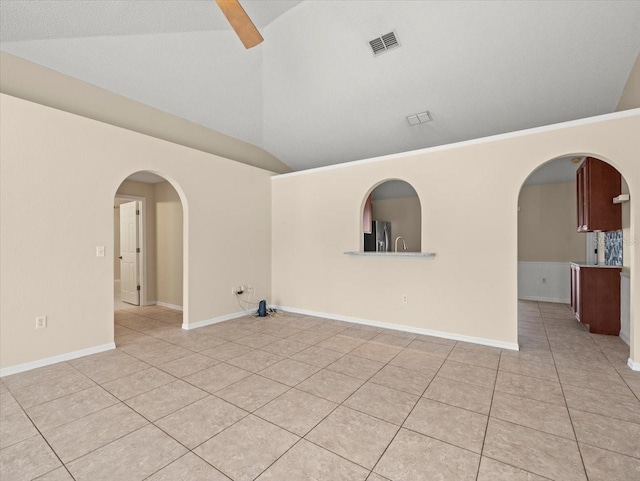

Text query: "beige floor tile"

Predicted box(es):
[183, 363, 252, 393]
[132, 344, 193, 366]
[155, 395, 246, 449]
[235, 333, 281, 349]
[291, 346, 345, 367]
[258, 358, 320, 386]
[579, 443, 640, 481]
[490, 391, 574, 439]
[26, 386, 118, 431]
[317, 335, 365, 354]
[558, 367, 633, 397]
[147, 452, 230, 481]
[367, 473, 390, 481]
[563, 384, 640, 424]
[370, 333, 413, 348]
[389, 349, 445, 374]
[424, 376, 493, 414]
[156, 353, 219, 378]
[0, 435, 62, 481]
[118, 337, 172, 356]
[405, 398, 487, 453]
[255, 389, 336, 436]
[570, 409, 640, 458]
[43, 403, 147, 463]
[494, 371, 565, 406]
[227, 349, 285, 373]
[216, 374, 289, 411]
[0, 410, 38, 449]
[288, 329, 333, 345]
[405, 339, 454, 360]
[306, 406, 398, 469]
[255, 439, 368, 481]
[261, 338, 309, 357]
[374, 428, 480, 481]
[326, 355, 385, 380]
[195, 415, 299, 481]
[10, 371, 95, 409]
[114, 332, 152, 346]
[438, 360, 497, 388]
[297, 369, 364, 403]
[370, 364, 435, 395]
[70, 351, 148, 384]
[477, 457, 549, 480]
[101, 367, 175, 400]
[3, 363, 78, 391]
[447, 344, 500, 369]
[350, 343, 401, 363]
[0, 392, 21, 417]
[33, 466, 75, 480]
[483, 418, 586, 481]
[344, 382, 418, 425]
[172, 335, 228, 352]
[339, 327, 379, 341]
[125, 380, 207, 421]
[200, 342, 253, 361]
[67, 424, 186, 481]
[499, 356, 559, 382]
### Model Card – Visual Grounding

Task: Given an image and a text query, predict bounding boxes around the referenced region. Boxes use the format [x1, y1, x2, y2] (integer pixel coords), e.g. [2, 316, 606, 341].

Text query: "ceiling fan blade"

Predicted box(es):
[215, 0, 264, 49]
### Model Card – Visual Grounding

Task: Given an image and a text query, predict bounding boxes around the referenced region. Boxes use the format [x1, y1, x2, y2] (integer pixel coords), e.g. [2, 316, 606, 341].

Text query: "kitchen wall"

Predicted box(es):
[272, 111, 640, 356]
[0, 93, 273, 372]
[371, 196, 421, 252]
[114, 205, 120, 281]
[155, 181, 183, 308]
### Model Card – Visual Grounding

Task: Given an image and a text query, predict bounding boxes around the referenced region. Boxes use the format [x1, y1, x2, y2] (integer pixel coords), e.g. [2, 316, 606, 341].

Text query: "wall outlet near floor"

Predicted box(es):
[402, 294, 408, 304]
[36, 316, 47, 329]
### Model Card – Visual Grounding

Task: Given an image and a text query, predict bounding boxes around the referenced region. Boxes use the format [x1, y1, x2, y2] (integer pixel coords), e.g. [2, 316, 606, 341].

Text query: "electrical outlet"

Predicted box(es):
[36, 316, 47, 329]
[402, 294, 408, 304]
[96, 246, 105, 257]
[232, 286, 245, 294]
[542, 278, 547, 284]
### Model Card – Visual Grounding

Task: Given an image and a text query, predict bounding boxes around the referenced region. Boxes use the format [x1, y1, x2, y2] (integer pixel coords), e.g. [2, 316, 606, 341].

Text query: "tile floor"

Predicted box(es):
[1, 301, 640, 480]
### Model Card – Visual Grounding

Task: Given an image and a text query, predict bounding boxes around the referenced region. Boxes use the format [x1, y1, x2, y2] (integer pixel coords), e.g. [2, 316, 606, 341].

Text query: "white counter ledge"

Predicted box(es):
[344, 251, 436, 258]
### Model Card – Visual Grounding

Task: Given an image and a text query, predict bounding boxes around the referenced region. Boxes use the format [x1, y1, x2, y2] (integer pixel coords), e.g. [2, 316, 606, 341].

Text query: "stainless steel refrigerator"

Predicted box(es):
[364, 220, 391, 252]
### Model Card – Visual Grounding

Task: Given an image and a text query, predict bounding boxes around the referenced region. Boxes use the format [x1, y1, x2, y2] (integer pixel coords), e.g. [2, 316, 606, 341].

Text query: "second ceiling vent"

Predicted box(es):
[369, 31, 400, 56]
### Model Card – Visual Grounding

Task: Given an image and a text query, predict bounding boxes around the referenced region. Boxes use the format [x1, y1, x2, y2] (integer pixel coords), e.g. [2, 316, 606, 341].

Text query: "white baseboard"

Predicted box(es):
[620, 330, 630, 346]
[628, 358, 640, 371]
[0, 342, 116, 378]
[518, 295, 570, 304]
[153, 301, 184, 311]
[182, 310, 250, 330]
[273, 305, 519, 351]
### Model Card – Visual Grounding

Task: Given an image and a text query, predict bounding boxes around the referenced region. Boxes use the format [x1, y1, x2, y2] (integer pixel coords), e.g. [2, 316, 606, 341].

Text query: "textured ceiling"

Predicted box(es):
[1, 1, 639, 172]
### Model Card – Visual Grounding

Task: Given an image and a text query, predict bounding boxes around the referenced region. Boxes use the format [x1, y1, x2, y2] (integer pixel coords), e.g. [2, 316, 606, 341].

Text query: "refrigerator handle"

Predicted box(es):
[384, 224, 390, 251]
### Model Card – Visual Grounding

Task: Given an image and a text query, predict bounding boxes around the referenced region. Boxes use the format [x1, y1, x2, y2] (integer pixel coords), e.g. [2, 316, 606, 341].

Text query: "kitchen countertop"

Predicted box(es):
[570, 262, 622, 269]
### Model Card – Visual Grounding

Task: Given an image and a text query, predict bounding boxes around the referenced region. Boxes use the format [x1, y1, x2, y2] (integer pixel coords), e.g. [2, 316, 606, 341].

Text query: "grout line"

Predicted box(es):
[476, 339, 502, 481]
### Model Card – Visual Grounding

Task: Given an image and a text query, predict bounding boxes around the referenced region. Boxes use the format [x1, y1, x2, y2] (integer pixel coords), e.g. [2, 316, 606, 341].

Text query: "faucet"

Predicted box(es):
[395, 236, 407, 252]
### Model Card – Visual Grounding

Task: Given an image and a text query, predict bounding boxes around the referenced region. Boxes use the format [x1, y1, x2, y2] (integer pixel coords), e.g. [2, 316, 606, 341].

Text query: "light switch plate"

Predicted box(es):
[96, 246, 105, 257]
[36, 316, 47, 329]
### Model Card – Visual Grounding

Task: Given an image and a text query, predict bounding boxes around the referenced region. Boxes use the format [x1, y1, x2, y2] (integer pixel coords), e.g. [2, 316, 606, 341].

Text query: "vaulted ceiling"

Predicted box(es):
[2, 1, 639, 171]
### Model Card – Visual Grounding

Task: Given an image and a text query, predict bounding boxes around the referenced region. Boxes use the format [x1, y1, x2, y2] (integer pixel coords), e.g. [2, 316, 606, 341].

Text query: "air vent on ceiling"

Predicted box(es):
[369, 31, 400, 56]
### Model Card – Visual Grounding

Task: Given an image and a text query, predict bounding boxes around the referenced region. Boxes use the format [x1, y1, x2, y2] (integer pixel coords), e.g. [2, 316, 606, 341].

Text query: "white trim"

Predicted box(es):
[0, 342, 116, 378]
[628, 358, 640, 371]
[620, 330, 630, 346]
[518, 295, 570, 304]
[272, 109, 640, 180]
[273, 306, 519, 351]
[154, 301, 184, 311]
[182, 310, 250, 330]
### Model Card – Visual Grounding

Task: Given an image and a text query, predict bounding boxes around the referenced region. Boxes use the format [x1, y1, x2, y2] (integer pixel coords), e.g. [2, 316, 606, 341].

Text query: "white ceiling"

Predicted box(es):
[2, 1, 639, 171]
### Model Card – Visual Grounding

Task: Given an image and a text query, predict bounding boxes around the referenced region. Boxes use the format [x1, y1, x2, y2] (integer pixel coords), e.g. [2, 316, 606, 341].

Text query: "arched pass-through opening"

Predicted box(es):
[113, 170, 188, 338]
[361, 179, 422, 252]
[517, 154, 635, 370]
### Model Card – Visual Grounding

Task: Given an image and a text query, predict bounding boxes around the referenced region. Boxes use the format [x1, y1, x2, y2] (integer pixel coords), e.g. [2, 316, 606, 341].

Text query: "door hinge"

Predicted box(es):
[136, 210, 140, 215]
[136, 248, 140, 253]
[137, 285, 140, 291]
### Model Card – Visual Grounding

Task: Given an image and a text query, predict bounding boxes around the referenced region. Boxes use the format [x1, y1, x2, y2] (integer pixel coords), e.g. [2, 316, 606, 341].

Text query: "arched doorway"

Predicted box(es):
[517, 153, 633, 367]
[113, 171, 187, 343]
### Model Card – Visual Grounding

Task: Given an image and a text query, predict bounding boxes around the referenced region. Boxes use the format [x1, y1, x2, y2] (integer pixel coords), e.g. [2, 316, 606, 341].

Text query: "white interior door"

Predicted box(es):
[120, 201, 140, 305]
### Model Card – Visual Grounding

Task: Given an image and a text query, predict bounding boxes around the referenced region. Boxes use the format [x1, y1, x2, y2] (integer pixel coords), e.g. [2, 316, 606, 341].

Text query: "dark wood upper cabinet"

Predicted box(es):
[576, 157, 621, 232]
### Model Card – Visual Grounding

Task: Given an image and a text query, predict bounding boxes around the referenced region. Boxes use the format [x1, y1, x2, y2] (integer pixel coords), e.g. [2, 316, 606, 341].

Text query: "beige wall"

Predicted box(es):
[155, 181, 183, 307]
[114, 206, 120, 279]
[0, 94, 272, 370]
[617, 52, 640, 111]
[272, 111, 640, 356]
[518, 182, 585, 262]
[372, 197, 421, 252]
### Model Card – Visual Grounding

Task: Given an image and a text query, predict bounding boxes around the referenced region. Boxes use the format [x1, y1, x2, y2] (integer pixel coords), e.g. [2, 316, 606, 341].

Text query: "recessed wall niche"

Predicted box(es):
[362, 180, 421, 252]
